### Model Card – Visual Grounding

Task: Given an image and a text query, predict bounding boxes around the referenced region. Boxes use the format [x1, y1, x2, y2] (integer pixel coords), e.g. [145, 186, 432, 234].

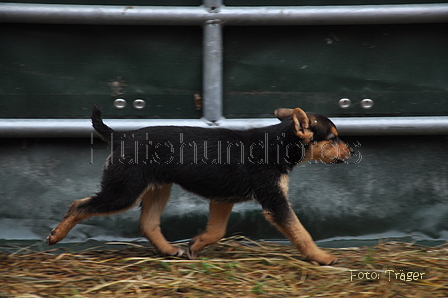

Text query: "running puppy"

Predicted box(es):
[47, 105, 353, 265]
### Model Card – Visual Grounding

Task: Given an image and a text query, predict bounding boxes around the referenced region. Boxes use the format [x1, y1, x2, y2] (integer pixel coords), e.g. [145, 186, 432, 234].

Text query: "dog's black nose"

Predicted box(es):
[349, 147, 355, 156]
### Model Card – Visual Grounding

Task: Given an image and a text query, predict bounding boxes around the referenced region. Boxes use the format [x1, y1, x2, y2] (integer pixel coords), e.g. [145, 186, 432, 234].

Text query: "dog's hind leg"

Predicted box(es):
[47, 183, 148, 246]
[139, 184, 184, 256]
[187, 201, 234, 259]
[46, 197, 96, 245]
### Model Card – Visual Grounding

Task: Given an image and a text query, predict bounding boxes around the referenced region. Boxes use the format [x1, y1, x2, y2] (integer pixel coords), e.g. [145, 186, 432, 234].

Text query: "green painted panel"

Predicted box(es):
[0, 24, 203, 118]
[1, 23, 447, 118]
[223, 92, 448, 118]
[223, 24, 448, 117]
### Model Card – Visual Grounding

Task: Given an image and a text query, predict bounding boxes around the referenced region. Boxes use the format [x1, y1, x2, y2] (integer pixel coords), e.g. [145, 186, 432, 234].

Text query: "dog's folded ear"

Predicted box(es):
[274, 108, 294, 121]
[274, 108, 313, 143]
[292, 108, 313, 143]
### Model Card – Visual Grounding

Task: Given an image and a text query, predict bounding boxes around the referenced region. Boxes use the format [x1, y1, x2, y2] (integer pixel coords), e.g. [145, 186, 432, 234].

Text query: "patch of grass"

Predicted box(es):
[0, 236, 446, 297]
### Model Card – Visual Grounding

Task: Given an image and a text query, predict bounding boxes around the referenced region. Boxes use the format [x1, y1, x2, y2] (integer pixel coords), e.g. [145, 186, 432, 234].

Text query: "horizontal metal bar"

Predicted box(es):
[221, 5, 448, 25]
[332, 117, 448, 136]
[1, 3, 447, 25]
[1, 116, 447, 138]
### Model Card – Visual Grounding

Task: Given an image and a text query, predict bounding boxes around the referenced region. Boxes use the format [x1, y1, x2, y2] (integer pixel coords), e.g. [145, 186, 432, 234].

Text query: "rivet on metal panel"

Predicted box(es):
[361, 98, 374, 109]
[338, 98, 352, 109]
[113, 98, 127, 109]
[133, 99, 146, 110]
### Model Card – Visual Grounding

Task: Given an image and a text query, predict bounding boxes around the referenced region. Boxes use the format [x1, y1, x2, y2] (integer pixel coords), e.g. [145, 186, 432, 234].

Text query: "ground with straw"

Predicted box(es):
[0, 236, 447, 297]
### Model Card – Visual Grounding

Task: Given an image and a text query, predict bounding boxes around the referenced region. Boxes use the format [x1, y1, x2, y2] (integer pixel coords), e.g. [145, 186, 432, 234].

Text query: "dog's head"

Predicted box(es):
[275, 108, 353, 164]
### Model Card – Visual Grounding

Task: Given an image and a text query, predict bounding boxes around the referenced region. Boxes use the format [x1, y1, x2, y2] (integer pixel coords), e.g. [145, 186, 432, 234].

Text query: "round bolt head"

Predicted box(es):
[361, 98, 374, 109]
[113, 98, 127, 109]
[338, 98, 351, 109]
[133, 99, 146, 110]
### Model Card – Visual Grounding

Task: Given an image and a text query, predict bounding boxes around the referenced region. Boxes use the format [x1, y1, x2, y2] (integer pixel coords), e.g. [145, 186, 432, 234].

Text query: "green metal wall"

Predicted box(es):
[223, 24, 448, 118]
[0, 24, 203, 118]
[1, 22, 447, 118]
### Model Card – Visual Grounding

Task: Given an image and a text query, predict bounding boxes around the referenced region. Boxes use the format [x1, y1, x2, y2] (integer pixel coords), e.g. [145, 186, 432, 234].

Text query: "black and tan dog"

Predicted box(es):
[47, 105, 353, 265]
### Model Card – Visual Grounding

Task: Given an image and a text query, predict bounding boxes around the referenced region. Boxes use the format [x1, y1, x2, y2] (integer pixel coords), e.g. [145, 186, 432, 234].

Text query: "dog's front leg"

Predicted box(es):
[187, 201, 234, 259]
[262, 201, 337, 265]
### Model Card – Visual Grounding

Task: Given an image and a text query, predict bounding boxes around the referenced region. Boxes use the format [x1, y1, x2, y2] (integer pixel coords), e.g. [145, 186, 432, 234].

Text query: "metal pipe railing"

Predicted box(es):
[1, 116, 448, 138]
[1, 2, 447, 136]
[1, 3, 448, 26]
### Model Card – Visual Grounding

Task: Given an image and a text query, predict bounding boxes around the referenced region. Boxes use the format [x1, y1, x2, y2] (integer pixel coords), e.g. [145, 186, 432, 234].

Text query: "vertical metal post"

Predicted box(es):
[202, 0, 223, 123]
[203, 19, 223, 123]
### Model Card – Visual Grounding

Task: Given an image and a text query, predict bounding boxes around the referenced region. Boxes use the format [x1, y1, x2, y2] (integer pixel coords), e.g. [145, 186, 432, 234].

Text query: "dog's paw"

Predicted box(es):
[172, 248, 185, 257]
[46, 231, 56, 246]
[46, 229, 61, 246]
[326, 256, 338, 266]
[186, 240, 199, 260]
[186, 247, 197, 260]
[311, 252, 338, 266]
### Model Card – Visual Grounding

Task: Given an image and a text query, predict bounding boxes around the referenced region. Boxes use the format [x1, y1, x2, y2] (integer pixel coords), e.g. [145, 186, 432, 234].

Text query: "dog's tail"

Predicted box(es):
[91, 104, 114, 142]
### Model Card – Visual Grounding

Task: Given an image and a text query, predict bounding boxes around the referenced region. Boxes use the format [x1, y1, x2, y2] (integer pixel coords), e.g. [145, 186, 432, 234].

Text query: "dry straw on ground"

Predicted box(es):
[1, 236, 447, 297]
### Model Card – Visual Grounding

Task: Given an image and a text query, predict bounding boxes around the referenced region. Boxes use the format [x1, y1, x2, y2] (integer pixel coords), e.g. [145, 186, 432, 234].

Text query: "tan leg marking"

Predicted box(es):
[139, 184, 183, 256]
[264, 174, 337, 265]
[47, 186, 150, 246]
[187, 201, 234, 259]
[263, 210, 337, 265]
[278, 174, 289, 195]
[47, 197, 93, 245]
